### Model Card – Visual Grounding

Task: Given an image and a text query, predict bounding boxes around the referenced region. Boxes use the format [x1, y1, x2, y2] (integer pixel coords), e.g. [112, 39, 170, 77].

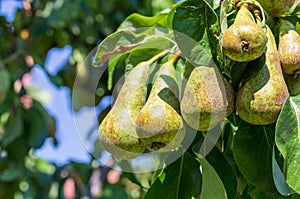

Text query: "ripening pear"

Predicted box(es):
[255, 0, 295, 17]
[221, 5, 267, 62]
[180, 65, 234, 131]
[278, 19, 300, 75]
[136, 53, 185, 152]
[98, 51, 167, 159]
[236, 25, 289, 125]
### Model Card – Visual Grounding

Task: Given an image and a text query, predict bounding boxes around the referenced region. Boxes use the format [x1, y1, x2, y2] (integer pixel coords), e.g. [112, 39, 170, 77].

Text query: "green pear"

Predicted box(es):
[136, 53, 185, 152]
[98, 51, 167, 159]
[255, 0, 295, 17]
[236, 25, 289, 125]
[278, 19, 300, 75]
[180, 65, 234, 131]
[221, 5, 267, 62]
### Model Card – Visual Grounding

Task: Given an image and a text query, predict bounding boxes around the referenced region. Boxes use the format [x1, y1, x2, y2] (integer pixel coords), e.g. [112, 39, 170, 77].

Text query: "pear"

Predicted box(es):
[221, 5, 267, 62]
[136, 53, 185, 152]
[255, 0, 295, 17]
[180, 65, 234, 131]
[98, 51, 167, 159]
[278, 19, 300, 75]
[236, 25, 289, 125]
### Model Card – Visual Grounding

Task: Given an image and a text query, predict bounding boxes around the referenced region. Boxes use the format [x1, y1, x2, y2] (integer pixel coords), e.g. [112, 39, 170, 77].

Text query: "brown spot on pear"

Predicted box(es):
[136, 54, 185, 152]
[180, 65, 234, 131]
[221, 5, 267, 62]
[236, 25, 289, 125]
[98, 51, 167, 159]
[278, 19, 300, 75]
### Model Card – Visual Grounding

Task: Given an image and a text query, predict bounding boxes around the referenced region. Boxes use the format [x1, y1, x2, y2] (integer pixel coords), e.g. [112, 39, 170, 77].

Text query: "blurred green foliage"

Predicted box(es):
[0, 0, 175, 198]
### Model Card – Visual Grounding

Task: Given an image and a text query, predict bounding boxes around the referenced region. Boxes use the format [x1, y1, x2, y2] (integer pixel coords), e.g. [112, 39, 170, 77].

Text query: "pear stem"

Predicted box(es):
[146, 50, 169, 65]
[168, 50, 181, 65]
[237, 0, 266, 31]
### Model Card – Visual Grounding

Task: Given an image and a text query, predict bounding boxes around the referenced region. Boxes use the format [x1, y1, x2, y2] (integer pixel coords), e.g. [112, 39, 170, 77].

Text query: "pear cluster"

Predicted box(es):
[222, 2, 300, 125]
[98, 52, 235, 159]
[98, 0, 299, 159]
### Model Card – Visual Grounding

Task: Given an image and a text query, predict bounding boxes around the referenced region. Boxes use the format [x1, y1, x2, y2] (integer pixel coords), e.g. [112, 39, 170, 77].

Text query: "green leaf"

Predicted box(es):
[172, 0, 222, 67]
[158, 87, 180, 114]
[247, 185, 300, 199]
[93, 30, 146, 66]
[145, 151, 201, 199]
[193, 141, 237, 199]
[224, 59, 248, 91]
[0, 181, 15, 198]
[241, 53, 266, 83]
[272, 146, 295, 196]
[220, 0, 230, 34]
[233, 121, 276, 193]
[126, 36, 174, 68]
[197, 158, 228, 199]
[225, 54, 266, 91]
[117, 12, 170, 32]
[275, 96, 300, 194]
[0, 69, 10, 103]
[1, 111, 23, 147]
[107, 53, 128, 90]
[26, 108, 47, 148]
[0, 163, 24, 182]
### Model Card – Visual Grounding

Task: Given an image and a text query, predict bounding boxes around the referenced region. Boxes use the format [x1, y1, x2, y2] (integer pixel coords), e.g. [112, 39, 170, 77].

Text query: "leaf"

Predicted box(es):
[241, 53, 266, 83]
[224, 59, 248, 91]
[126, 36, 174, 68]
[275, 96, 300, 194]
[0, 68, 10, 103]
[26, 107, 47, 148]
[107, 53, 128, 90]
[145, 151, 201, 199]
[220, 0, 230, 34]
[1, 111, 23, 147]
[121, 172, 143, 188]
[158, 87, 180, 114]
[233, 121, 276, 193]
[173, 0, 222, 67]
[272, 146, 296, 196]
[247, 185, 300, 199]
[197, 158, 228, 199]
[117, 12, 170, 32]
[193, 142, 237, 199]
[93, 30, 145, 66]
[224, 53, 266, 91]
[0, 162, 24, 182]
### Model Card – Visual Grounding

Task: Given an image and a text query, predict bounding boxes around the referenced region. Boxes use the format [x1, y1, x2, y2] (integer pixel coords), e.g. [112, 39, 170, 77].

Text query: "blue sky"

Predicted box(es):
[0, 1, 103, 165]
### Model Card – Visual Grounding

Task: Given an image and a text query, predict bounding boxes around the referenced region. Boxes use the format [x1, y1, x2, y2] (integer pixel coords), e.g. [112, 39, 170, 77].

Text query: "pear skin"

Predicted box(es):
[221, 5, 267, 62]
[180, 65, 234, 131]
[278, 19, 300, 75]
[236, 25, 289, 125]
[98, 51, 167, 159]
[136, 54, 185, 152]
